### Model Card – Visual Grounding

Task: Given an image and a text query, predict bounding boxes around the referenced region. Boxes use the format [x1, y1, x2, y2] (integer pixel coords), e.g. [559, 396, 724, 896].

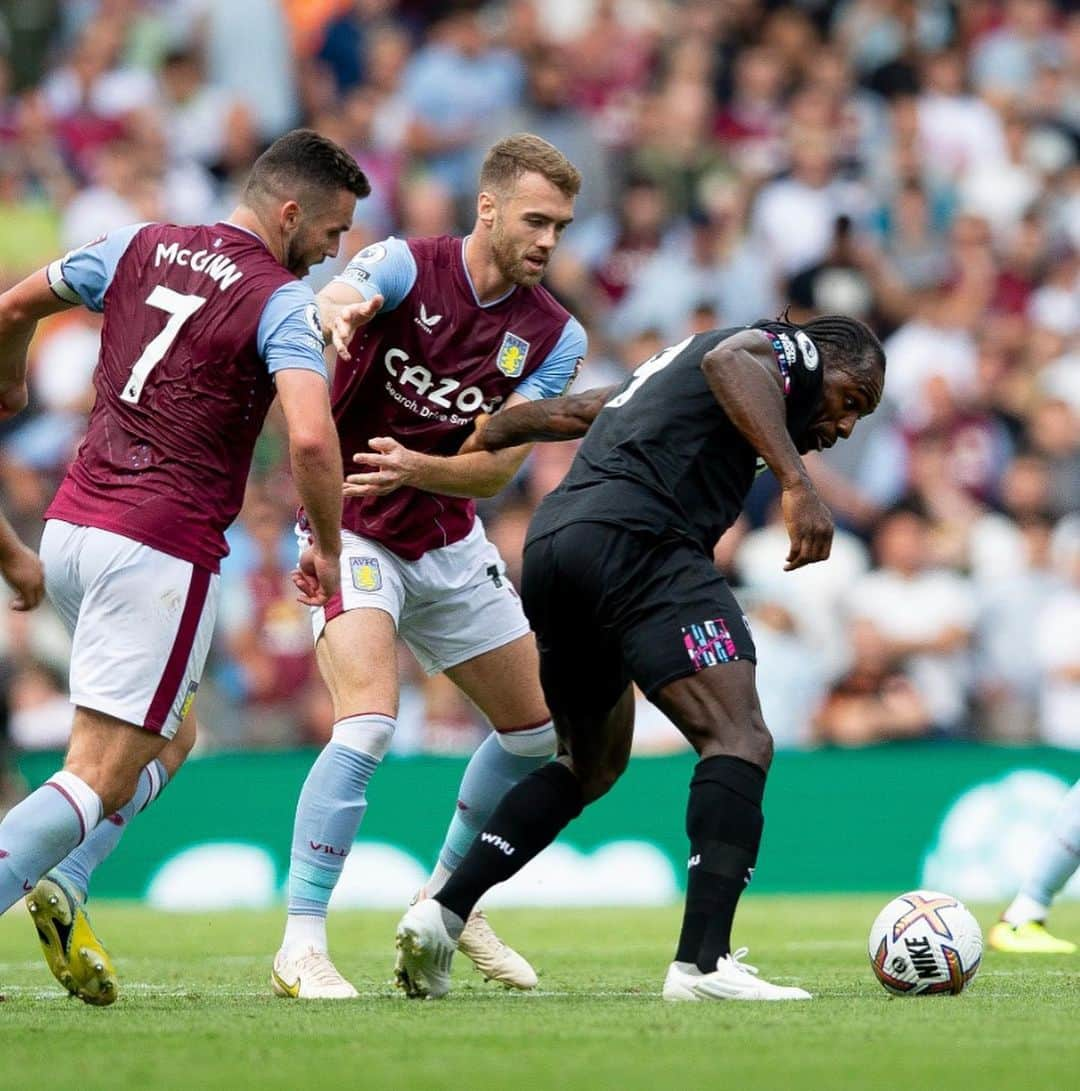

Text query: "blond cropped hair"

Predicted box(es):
[479, 133, 582, 198]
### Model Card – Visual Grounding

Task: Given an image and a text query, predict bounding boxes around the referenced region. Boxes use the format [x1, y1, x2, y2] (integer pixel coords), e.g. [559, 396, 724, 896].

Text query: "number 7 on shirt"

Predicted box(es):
[120, 285, 207, 404]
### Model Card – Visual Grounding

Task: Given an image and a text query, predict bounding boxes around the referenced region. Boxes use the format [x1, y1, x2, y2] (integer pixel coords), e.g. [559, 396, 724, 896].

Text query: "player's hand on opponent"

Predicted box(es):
[331, 294, 383, 360]
[344, 437, 421, 497]
[780, 481, 834, 571]
[457, 414, 491, 455]
[0, 541, 44, 611]
[0, 381, 29, 421]
[292, 545, 340, 607]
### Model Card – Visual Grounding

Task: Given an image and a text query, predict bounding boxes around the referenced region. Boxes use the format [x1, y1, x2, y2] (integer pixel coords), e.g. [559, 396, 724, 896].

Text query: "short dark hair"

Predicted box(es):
[244, 129, 370, 205]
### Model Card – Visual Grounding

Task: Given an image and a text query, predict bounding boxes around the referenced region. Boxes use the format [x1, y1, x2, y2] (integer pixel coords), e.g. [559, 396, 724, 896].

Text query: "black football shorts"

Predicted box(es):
[521, 521, 756, 719]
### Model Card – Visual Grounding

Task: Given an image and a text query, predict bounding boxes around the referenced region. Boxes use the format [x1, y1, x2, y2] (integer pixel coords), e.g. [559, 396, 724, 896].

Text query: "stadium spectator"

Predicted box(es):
[156, 44, 254, 173]
[7, 662, 73, 752]
[874, 180, 952, 292]
[1033, 518, 1080, 746]
[396, 8, 524, 207]
[713, 45, 787, 178]
[748, 598, 829, 750]
[611, 186, 777, 340]
[735, 502, 870, 680]
[916, 47, 1007, 181]
[847, 506, 977, 735]
[475, 43, 613, 220]
[550, 173, 670, 328]
[975, 511, 1059, 740]
[217, 493, 323, 748]
[970, 0, 1064, 105]
[813, 617, 934, 746]
[751, 125, 868, 278]
[174, 0, 301, 142]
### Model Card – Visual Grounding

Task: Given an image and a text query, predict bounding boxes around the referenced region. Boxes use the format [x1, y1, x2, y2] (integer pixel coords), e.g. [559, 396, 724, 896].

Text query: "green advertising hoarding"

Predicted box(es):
[15, 743, 1080, 906]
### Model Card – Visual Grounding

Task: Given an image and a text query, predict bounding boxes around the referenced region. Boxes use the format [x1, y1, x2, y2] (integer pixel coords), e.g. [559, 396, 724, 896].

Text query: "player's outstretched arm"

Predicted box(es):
[315, 281, 383, 359]
[0, 266, 78, 419]
[343, 387, 618, 501]
[0, 512, 44, 611]
[345, 435, 532, 500]
[276, 368, 344, 605]
[458, 384, 618, 453]
[701, 330, 833, 570]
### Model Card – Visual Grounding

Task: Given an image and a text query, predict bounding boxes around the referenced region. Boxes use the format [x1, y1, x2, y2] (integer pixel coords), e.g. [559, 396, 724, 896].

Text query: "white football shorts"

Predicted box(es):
[41, 519, 219, 739]
[307, 519, 531, 674]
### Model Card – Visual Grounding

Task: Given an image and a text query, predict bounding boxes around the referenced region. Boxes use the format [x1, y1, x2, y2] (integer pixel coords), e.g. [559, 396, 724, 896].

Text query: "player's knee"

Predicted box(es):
[579, 767, 619, 803]
[695, 711, 772, 769]
[576, 754, 628, 803]
[747, 713, 774, 771]
[495, 721, 557, 758]
[332, 714, 395, 758]
[675, 698, 773, 769]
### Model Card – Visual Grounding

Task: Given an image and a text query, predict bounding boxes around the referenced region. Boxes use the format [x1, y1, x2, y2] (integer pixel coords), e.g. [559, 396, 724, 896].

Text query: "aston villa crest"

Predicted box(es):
[496, 331, 530, 378]
[350, 556, 382, 592]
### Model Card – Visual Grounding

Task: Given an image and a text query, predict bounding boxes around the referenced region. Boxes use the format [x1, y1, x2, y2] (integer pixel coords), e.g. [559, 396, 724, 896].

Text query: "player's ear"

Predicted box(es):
[280, 199, 302, 232]
[477, 189, 496, 228]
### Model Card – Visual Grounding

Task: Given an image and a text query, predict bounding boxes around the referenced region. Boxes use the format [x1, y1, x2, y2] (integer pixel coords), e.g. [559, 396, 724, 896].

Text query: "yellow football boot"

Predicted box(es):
[988, 920, 1077, 955]
[25, 873, 118, 1005]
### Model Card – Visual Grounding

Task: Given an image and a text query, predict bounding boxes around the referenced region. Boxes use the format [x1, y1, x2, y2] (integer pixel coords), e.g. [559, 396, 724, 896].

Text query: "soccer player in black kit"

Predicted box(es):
[395, 315, 885, 1001]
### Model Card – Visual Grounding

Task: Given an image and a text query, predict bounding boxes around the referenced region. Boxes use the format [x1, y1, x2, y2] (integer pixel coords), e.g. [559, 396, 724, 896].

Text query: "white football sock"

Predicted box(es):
[281, 913, 329, 958]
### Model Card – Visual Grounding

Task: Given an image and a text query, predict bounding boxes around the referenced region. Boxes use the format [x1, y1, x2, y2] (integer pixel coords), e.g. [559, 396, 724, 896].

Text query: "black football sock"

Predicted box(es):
[437, 761, 585, 923]
[673, 754, 766, 973]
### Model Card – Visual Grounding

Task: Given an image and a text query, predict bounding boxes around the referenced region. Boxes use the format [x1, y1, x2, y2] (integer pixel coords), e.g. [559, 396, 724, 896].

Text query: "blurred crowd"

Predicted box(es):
[0, 0, 1077, 779]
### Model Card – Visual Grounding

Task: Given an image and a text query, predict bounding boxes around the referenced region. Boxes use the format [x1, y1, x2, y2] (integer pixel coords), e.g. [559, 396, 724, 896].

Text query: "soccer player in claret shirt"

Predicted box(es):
[0, 129, 370, 1005]
[269, 133, 587, 999]
[395, 315, 886, 1001]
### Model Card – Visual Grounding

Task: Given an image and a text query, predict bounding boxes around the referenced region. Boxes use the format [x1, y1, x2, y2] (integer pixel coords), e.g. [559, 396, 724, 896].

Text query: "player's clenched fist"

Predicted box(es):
[0, 540, 44, 611]
[331, 294, 383, 359]
[780, 480, 834, 571]
[292, 545, 341, 606]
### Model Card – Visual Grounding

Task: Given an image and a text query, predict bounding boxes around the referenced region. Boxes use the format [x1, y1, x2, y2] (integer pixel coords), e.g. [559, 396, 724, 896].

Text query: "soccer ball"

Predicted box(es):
[868, 890, 983, 996]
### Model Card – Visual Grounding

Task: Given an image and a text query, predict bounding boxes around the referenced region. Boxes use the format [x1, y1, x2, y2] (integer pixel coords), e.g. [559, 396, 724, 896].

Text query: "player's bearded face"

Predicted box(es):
[281, 192, 356, 278]
[282, 218, 327, 278]
[488, 174, 575, 287]
[490, 210, 546, 287]
[798, 363, 883, 453]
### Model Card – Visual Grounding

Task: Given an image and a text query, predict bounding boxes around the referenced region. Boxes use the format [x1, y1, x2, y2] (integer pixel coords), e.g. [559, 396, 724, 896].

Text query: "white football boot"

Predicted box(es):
[400, 889, 538, 990]
[662, 948, 812, 1001]
[394, 899, 458, 999]
[270, 947, 359, 999]
[457, 909, 538, 990]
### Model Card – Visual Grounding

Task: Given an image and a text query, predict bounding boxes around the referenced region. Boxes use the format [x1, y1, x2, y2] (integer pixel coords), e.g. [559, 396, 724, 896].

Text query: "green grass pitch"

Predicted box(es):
[3, 897, 1080, 1090]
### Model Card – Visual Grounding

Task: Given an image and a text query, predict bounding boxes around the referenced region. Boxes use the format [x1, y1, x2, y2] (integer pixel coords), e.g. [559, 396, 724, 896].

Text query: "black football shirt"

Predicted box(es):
[527, 324, 824, 554]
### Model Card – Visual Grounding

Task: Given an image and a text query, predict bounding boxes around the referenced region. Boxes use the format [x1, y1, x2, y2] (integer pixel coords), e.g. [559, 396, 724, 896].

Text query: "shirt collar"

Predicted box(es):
[459, 235, 516, 308]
